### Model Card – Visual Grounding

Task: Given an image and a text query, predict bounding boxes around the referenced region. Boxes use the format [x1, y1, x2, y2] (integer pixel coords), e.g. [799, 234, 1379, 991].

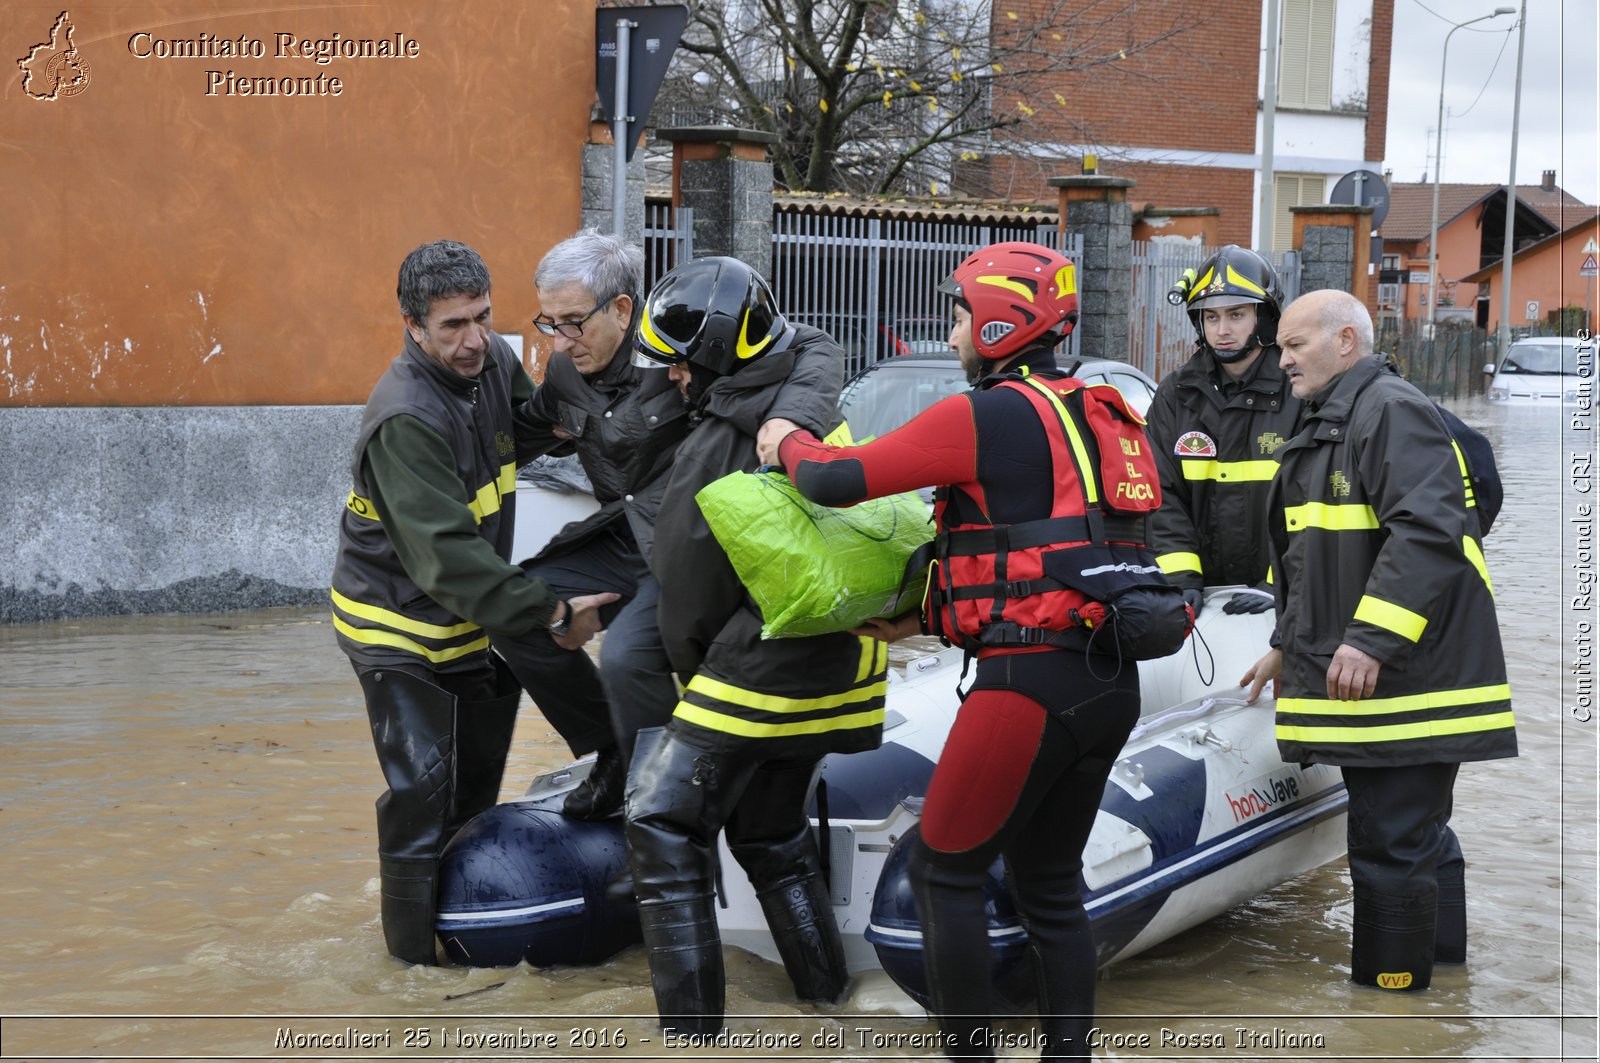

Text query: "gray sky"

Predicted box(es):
[1383, 0, 1598, 205]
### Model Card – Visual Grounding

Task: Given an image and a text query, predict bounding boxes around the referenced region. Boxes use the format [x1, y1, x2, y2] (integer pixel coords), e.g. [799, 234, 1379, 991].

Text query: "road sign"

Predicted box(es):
[1582, 254, 1599, 278]
[596, 4, 688, 163]
[1585, 238, 1599, 254]
[1526, 300, 1540, 321]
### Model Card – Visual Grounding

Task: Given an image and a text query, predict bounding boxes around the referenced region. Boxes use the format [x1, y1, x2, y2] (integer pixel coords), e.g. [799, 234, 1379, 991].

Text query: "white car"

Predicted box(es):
[1485, 336, 1589, 404]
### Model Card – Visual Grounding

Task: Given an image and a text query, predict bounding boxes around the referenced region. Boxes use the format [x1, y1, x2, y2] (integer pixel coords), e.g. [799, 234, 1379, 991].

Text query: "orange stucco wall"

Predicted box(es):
[1435, 210, 1485, 309]
[1474, 220, 1600, 331]
[3, 2, 595, 406]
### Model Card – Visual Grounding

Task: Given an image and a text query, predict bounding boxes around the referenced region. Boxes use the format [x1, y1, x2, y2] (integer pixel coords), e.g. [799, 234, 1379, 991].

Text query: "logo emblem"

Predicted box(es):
[1330, 470, 1352, 497]
[18, 11, 91, 101]
[1257, 430, 1285, 454]
[1174, 431, 1217, 458]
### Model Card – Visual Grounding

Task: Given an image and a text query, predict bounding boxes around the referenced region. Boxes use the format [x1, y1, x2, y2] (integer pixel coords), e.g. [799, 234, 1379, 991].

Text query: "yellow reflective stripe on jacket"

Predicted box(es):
[330, 612, 490, 663]
[1463, 535, 1494, 596]
[1157, 551, 1203, 576]
[1276, 710, 1516, 746]
[855, 636, 887, 684]
[1283, 501, 1379, 532]
[346, 491, 380, 521]
[1179, 459, 1280, 482]
[1353, 594, 1428, 643]
[466, 463, 518, 524]
[331, 588, 482, 639]
[1451, 440, 1477, 510]
[1021, 377, 1099, 506]
[1279, 683, 1511, 717]
[675, 673, 887, 739]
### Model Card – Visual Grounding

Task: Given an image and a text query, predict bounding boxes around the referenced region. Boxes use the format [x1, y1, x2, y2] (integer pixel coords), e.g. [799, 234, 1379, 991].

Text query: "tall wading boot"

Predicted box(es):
[1351, 886, 1438, 991]
[909, 840, 998, 1062]
[1434, 860, 1467, 964]
[637, 896, 725, 1039]
[755, 871, 849, 1003]
[447, 657, 523, 837]
[1434, 826, 1467, 964]
[360, 667, 459, 965]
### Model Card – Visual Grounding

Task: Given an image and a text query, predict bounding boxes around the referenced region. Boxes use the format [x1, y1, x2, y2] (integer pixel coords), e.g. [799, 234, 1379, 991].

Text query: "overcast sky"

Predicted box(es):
[1383, 0, 1598, 205]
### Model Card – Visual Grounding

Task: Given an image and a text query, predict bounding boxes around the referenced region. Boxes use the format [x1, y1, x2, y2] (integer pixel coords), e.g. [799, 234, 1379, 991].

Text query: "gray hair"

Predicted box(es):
[397, 240, 491, 325]
[1296, 289, 1375, 355]
[535, 228, 645, 306]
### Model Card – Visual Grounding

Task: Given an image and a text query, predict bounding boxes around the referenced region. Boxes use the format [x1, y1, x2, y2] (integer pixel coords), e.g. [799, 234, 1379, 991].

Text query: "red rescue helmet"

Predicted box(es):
[937, 242, 1079, 361]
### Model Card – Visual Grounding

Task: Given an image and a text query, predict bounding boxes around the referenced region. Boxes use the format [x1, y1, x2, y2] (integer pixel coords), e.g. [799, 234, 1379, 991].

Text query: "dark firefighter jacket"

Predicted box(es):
[652, 326, 887, 758]
[519, 328, 845, 564]
[1267, 355, 1517, 767]
[331, 333, 560, 673]
[1145, 345, 1302, 590]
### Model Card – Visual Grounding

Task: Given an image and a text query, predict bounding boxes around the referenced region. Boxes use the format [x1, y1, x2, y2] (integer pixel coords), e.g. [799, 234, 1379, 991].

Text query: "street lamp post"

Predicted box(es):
[1425, 7, 1516, 333]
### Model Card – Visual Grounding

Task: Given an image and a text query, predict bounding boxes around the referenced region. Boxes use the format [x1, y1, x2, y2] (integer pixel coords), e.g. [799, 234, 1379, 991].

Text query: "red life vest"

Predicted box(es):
[925, 374, 1168, 652]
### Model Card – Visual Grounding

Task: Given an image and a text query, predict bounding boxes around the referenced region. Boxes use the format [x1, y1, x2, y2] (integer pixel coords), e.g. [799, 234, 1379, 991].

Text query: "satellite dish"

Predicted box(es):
[1329, 170, 1389, 229]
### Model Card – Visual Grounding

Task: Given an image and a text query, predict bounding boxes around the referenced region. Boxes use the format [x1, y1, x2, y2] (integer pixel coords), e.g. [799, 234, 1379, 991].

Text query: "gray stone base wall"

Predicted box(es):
[1, 406, 362, 624]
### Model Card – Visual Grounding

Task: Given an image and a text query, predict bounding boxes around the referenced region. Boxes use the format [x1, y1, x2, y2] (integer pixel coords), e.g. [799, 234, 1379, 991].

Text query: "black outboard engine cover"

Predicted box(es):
[436, 803, 640, 967]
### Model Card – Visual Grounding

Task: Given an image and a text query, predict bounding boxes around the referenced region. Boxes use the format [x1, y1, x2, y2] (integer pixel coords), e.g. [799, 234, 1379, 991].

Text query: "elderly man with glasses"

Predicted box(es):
[498, 229, 842, 822]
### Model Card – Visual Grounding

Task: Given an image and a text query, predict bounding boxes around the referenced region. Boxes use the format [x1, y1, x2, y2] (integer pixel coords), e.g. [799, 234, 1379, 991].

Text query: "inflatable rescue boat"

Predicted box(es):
[433, 578, 1349, 1007]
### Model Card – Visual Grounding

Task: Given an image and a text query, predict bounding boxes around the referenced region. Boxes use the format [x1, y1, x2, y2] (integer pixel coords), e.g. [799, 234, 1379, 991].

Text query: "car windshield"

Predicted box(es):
[837, 357, 1156, 440]
[838, 361, 970, 439]
[1502, 341, 1580, 375]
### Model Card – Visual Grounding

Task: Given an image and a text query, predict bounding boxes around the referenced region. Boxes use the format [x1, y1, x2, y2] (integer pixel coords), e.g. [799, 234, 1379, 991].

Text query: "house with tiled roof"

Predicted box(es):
[1459, 210, 1600, 333]
[1377, 170, 1589, 325]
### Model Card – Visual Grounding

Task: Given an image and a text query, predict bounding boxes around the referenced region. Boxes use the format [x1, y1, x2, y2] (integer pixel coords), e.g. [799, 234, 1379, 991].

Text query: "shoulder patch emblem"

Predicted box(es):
[1174, 431, 1217, 457]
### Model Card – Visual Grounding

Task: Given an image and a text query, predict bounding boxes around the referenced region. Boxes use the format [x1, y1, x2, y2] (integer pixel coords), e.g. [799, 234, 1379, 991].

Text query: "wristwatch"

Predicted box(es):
[547, 600, 572, 637]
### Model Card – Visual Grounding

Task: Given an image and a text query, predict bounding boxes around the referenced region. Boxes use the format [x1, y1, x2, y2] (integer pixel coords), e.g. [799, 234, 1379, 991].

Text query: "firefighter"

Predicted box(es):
[772, 242, 1182, 1061]
[1242, 288, 1517, 992]
[1146, 245, 1302, 617]
[624, 256, 885, 1038]
[330, 240, 615, 964]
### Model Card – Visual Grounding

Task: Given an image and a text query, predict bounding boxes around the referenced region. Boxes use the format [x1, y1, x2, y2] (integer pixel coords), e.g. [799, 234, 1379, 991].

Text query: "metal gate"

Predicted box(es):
[771, 213, 1083, 379]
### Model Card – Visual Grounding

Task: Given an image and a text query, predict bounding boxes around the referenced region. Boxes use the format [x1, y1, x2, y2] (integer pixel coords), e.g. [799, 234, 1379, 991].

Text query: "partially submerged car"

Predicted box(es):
[1485, 336, 1590, 404]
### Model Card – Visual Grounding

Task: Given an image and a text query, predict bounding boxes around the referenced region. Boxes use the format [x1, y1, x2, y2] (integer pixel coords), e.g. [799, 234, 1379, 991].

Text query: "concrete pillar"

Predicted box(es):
[658, 125, 777, 271]
[1049, 175, 1136, 363]
[580, 120, 646, 246]
[1291, 204, 1377, 314]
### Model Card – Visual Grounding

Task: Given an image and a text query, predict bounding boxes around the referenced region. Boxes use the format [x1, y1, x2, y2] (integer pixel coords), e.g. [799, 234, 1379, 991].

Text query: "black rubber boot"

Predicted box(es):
[360, 667, 457, 965]
[563, 743, 627, 820]
[378, 856, 440, 965]
[756, 871, 848, 1003]
[1351, 886, 1437, 991]
[1434, 860, 1467, 964]
[909, 838, 998, 1062]
[637, 897, 725, 1039]
[448, 657, 522, 837]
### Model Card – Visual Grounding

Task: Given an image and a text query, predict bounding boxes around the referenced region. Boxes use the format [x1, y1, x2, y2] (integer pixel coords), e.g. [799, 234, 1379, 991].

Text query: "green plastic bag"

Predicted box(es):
[695, 465, 933, 639]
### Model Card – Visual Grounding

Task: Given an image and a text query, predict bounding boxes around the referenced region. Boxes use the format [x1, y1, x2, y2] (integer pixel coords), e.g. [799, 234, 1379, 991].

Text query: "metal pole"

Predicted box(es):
[1427, 10, 1514, 336]
[1496, 0, 1529, 350]
[610, 18, 634, 239]
[1259, 0, 1279, 251]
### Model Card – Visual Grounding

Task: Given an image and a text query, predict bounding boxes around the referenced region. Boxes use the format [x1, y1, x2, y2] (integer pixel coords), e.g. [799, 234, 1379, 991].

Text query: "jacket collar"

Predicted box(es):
[698, 350, 800, 435]
[1306, 354, 1386, 424]
[978, 345, 1060, 388]
[1173, 344, 1287, 395]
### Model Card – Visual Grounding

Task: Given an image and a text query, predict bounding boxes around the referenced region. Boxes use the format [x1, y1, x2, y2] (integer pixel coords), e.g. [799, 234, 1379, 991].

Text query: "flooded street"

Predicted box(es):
[1, 396, 1595, 1062]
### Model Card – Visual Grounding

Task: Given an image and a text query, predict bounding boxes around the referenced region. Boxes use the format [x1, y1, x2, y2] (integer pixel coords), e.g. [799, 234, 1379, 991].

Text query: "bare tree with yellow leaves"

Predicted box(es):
[652, 0, 1207, 197]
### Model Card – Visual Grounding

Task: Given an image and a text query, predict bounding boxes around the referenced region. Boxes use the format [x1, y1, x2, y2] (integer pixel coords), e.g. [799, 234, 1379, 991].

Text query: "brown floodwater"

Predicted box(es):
[1, 397, 1594, 1061]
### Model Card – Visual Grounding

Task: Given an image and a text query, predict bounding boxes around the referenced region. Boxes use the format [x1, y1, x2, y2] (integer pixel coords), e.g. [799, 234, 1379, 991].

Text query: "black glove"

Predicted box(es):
[1222, 585, 1275, 614]
[1181, 587, 1204, 618]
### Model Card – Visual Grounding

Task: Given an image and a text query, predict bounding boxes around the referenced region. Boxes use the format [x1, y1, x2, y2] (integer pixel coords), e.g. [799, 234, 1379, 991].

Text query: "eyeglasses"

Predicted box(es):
[532, 294, 616, 338]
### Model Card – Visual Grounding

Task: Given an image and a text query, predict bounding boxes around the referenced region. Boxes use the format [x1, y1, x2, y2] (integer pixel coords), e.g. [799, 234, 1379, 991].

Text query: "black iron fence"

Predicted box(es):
[1377, 319, 1498, 401]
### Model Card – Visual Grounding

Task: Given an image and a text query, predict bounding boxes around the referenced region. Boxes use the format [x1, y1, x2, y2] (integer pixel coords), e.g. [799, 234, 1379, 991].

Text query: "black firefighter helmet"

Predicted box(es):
[633, 256, 792, 377]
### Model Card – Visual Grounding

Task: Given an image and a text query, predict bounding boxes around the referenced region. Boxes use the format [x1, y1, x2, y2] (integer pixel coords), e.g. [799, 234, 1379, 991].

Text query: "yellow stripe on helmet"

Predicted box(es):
[976, 275, 1036, 302]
